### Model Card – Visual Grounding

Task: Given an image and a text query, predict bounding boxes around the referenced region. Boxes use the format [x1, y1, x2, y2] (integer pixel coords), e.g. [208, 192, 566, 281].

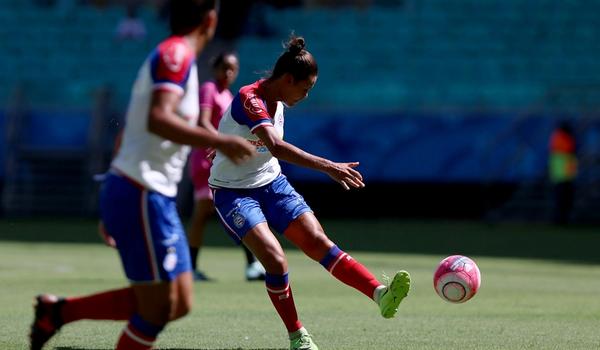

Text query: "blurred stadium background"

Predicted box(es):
[1, 0, 599, 223]
[2, 2, 600, 349]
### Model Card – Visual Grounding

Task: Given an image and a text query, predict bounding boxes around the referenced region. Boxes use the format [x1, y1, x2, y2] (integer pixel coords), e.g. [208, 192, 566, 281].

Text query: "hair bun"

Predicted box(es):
[287, 36, 305, 55]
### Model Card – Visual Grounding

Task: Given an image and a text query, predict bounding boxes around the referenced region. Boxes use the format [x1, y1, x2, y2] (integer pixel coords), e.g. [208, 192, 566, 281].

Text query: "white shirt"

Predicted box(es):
[209, 80, 284, 189]
[112, 36, 199, 197]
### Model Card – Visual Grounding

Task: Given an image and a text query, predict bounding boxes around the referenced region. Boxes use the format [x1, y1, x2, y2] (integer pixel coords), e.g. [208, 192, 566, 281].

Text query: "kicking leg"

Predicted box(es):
[284, 212, 410, 318]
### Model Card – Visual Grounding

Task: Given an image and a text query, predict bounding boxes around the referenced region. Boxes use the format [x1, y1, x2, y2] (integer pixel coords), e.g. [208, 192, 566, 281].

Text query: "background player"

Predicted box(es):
[209, 35, 411, 350]
[187, 51, 266, 281]
[29, 1, 255, 349]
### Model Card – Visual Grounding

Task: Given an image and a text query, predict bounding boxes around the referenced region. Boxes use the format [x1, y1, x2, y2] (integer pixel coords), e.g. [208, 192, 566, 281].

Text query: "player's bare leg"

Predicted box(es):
[285, 212, 410, 319]
[116, 271, 192, 349]
[188, 198, 214, 281]
[189, 199, 265, 281]
[131, 271, 193, 324]
[243, 223, 317, 350]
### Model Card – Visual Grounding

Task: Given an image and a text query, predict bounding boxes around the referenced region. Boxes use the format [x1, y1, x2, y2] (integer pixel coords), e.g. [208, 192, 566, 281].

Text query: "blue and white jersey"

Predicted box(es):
[112, 36, 199, 197]
[209, 79, 285, 189]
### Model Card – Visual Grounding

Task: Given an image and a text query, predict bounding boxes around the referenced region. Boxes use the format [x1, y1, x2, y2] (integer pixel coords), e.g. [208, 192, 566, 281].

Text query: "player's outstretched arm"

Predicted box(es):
[322, 161, 364, 190]
[148, 90, 255, 164]
[214, 134, 255, 165]
[254, 126, 364, 190]
[148, 90, 223, 148]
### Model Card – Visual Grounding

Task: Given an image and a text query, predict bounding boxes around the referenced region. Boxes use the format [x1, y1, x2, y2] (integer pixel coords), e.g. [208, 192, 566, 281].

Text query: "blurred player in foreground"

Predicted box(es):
[209, 35, 412, 350]
[187, 51, 265, 281]
[29, 1, 255, 349]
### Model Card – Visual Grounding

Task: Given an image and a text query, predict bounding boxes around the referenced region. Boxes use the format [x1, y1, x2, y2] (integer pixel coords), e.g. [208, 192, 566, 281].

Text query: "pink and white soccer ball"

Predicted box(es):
[433, 255, 481, 303]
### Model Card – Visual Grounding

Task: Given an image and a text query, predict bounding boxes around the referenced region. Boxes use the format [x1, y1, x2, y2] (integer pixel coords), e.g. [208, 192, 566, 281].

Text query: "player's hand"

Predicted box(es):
[205, 148, 216, 161]
[98, 221, 116, 248]
[215, 135, 255, 165]
[326, 161, 365, 190]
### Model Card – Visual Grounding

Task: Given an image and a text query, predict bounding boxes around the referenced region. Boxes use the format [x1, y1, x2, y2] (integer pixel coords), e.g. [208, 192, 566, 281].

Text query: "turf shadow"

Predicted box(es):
[4, 218, 600, 264]
[55, 348, 287, 350]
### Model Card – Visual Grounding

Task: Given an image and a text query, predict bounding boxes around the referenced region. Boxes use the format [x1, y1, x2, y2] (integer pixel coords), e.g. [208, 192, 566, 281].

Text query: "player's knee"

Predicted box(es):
[302, 232, 333, 260]
[262, 249, 288, 274]
[139, 301, 172, 325]
[171, 298, 192, 320]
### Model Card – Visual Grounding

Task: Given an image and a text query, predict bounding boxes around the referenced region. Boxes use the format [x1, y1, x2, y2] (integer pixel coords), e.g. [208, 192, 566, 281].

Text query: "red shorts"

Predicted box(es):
[189, 149, 212, 200]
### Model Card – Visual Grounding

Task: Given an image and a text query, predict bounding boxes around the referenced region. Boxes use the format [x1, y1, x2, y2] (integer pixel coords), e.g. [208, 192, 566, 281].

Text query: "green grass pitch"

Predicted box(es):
[0, 219, 599, 349]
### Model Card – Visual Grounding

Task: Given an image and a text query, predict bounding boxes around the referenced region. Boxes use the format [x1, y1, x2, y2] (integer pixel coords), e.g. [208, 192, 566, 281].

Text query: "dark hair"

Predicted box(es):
[169, 0, 217, 36]
[211, 51, 238, 70]
[269, 35, 318, 82]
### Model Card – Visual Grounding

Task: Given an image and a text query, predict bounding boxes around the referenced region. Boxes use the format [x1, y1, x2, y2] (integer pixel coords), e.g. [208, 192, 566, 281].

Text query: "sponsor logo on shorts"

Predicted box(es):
[232, 212, 246, 228]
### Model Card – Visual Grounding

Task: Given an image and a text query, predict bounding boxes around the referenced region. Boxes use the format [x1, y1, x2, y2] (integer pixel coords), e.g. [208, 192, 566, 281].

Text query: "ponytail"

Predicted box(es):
[269, 34, 318, 81]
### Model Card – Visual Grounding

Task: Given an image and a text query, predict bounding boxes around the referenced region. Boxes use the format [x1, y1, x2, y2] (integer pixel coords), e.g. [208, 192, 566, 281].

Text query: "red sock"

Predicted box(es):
[116, 316, 160, 350]
[265, 273, 302, 333]
[320, 245, 381, 299]
[116, 325, 155, 350]
[61, 287, 136, 324]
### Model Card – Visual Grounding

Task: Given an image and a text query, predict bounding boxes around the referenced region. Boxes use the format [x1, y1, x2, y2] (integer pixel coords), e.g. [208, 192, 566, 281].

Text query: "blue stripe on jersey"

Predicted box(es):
[149, 49, 192, 88]
[230, 94, 271, 130]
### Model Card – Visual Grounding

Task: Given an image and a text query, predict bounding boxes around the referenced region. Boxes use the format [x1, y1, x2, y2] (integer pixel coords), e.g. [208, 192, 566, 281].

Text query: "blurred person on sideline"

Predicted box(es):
[29, 2, 255, 350]
[548, 120, 578, 225]
[187, 51, 266, 282]
[208, 34, 411, 350]
[115, 2, 147, 41]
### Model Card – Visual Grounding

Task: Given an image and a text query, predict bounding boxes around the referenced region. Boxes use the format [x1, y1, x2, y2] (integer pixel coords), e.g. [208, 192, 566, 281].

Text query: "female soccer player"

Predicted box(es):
[187, 52, 265, 281]
[209, 35, 411, 350]
[29, 1, 255, 350]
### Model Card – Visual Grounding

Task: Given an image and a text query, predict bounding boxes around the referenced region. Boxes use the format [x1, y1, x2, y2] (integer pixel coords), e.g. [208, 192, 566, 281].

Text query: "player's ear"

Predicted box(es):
[285, 73, 295, 85]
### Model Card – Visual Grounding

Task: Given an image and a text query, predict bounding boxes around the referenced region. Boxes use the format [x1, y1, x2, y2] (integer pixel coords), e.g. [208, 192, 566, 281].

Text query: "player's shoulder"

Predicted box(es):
[238, 79, 263, 98]
[152, 36, 195, 70]
[156, 36, 193, 55]
[231, 80, 269, 121]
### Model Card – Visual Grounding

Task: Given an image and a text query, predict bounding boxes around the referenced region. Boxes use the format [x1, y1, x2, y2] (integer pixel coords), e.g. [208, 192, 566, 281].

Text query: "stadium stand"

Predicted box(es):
[1, 0, 599, 219]
[1, 1, 600, 111]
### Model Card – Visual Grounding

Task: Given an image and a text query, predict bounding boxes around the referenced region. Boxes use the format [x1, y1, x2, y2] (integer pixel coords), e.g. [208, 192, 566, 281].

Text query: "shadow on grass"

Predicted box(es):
[2, 218, 600, 264]
[55, 348, 286, 350]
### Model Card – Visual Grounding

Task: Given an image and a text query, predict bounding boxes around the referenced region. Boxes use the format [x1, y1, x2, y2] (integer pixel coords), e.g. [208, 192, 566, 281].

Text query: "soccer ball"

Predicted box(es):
[433, 255, 481, 303]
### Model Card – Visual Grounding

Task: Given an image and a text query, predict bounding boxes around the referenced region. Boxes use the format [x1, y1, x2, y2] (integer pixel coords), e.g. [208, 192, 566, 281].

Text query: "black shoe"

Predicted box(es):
[30, 294, 65, 350]
[193, 270, 214, 281]
[245, 261, 266, 281]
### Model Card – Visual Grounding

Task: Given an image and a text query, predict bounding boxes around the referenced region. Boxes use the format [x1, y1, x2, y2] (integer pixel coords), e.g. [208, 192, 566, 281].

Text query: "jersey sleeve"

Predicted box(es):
[199, 81, 216, 109]
[149, 39, 195, 96]
[230, 90, 273, 133]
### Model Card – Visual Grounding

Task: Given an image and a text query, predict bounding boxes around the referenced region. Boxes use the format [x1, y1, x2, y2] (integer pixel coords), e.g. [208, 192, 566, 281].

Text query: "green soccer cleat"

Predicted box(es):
[378, 270, 411, 319]
[290, 328, 319, 350]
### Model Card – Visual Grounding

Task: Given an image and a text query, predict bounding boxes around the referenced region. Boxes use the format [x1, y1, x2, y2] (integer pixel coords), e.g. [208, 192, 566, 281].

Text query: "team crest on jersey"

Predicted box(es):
[244, 94, 265, 115]
[162, 43, 187, 72]
[232, 211, 246, 228]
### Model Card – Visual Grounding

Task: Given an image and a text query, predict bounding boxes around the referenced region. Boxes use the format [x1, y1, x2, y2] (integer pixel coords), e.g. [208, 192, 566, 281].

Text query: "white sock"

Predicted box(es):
[373, 285, 387, 304]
